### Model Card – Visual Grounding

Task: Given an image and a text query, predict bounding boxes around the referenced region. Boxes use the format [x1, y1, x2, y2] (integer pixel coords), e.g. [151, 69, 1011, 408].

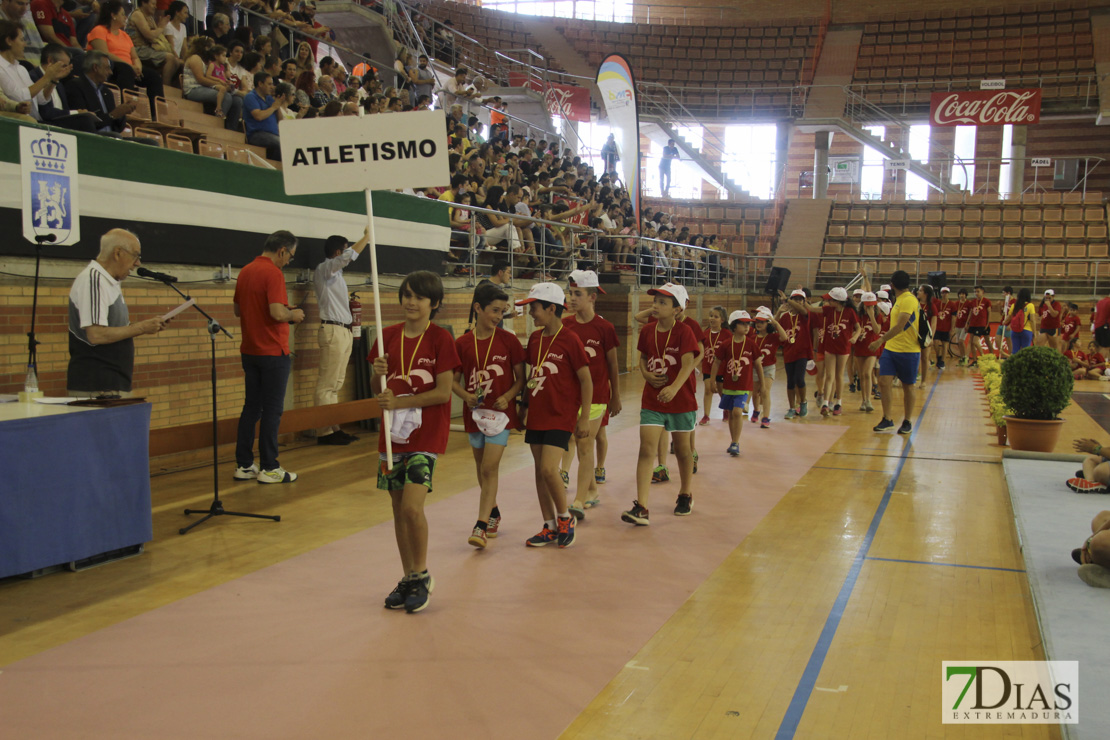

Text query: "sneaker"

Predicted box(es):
[832, 404, 842, 416]
[585, 497, 601, 509]
[557, 515, 576, 548]
[859, 401, 868, 412]
[751, 409, 759, 423]
[897, 420, 912, 435]
[938, 360, 946, 370]
[404, 573, 434, 613]
[569, 504, 586, 520]
[594, 467, 606, 483]
[525, 524, 557, 547]
[487, 513, 500, 538]
[233, 463, 259, 480]
[873, 388, 882, 400]
[1066, 477, 1109, 494]
[865, 401, 874, 413]
[873, 418, 894, 432]
[674, 493, 693, 516]
[468, 526, 488, 548]
[621, 500, 650, 526]
[1072, 548, 1084, 564]
[258, 467, 297, 484]
[761, 417, 770, 429]
[316, 432, 352, 446]
[848, 380, 857, 393]
[693, 450, 699, 474]
[698, 415, 710, 426]
[336, 429, 360, 442]
[785, 408, 797, 419]
[559, 470, 570, 488]
[727, 443, 740, 456]
[384, 578, 413, 609]
[800, 401, 809, 417]
[651, 465, 670, 483]
[820, 403, 830, 418]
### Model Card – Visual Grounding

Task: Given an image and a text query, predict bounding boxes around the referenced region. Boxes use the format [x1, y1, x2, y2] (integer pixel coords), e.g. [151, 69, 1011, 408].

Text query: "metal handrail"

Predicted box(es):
[238, 5, 396, 75]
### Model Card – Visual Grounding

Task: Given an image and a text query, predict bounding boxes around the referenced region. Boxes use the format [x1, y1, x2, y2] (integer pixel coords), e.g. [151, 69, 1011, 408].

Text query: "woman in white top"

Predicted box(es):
[0, 24, 69, 122]
[162, 2, 190, 62]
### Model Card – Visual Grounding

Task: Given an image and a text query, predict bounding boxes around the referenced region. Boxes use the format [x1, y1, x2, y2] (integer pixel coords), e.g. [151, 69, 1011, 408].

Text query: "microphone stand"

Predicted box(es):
[148, 276, 280, 534]
[23, 234, 55, 396]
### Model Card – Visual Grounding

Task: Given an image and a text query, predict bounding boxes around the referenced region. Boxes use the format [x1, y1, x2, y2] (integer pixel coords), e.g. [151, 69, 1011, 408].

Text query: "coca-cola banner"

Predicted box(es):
[930, 89, 1041, 126]
[507, 73, 592, 122]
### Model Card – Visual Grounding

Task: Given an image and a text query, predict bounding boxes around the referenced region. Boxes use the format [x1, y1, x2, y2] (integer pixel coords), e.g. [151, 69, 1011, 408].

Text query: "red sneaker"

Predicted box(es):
[1067, 477, 1109, 494]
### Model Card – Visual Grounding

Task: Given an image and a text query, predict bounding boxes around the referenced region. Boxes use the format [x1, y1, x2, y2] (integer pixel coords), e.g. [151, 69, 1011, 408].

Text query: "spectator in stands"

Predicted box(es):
[660, 138, 678, 195]
[312, 228, 368, 446]
[233, 50, 261, 93]
[408, 52, 431, 106]
[278, 57, 296, 83]
[434, 18, 454, 63]
[0, 21, 70, 120]
[67, 228, 168, 397]
[244, 71, 281, 160]
[391, 47, 409, 93]
[274, 79, 303, 120]
[204, 11, 231, 47]
[413, 92, 429, 110]
[127, 0, 176, 86]
[478, 184, 524, 256]
[443, 65, 477, 112]
[291, 0, 331, 57]
[59, 48, 135, 132]
[292, 38, 313, 73]
[0, 0, 43, 65]
[221, 40, 248, 93]
[252, 35, 270, 58]
[86, 0, 163, 104]
[232, 230, 304, 485]
[0, 79, 30, 118]
[292, 68, 318, 108]
[182, 36, 242, 129]
[161, 1, 189, 68]
[30, 0, 77, 51]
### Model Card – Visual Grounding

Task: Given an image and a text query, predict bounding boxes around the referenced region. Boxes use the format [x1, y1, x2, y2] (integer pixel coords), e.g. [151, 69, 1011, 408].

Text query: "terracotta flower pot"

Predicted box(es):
[1003, 416, 1063, 453]
[995, 424, 1007, 446]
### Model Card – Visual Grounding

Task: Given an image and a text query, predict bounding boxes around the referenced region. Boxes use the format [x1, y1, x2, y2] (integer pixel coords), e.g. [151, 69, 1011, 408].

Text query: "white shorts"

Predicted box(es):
[761, 364, 776, 381]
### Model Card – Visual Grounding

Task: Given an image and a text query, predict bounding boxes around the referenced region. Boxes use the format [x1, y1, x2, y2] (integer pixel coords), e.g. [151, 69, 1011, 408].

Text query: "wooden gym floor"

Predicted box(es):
[2, 362, 1101, 739]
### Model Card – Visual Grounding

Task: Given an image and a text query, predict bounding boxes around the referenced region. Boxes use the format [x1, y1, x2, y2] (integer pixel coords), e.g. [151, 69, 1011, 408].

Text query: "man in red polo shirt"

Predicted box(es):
[30, 0, 76, 48]
[233, 230, 304, 484]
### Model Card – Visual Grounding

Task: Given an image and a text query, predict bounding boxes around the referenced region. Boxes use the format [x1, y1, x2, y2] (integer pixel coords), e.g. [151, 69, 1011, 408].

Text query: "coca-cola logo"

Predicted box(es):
[930, 89, 1041, 127]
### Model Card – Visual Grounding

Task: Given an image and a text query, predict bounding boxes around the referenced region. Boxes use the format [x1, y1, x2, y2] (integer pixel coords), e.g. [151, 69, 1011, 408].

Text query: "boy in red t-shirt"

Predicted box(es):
[967, 285, 992, 366]
[1061, 303, 1081, 347]
[516, 283, 592, 549]
[369, 271, 461, 614]
[624, 283, 698, 525]
[560, 270, 621, 518]
[710, 310, 763, 456]
[454, 283, 525, 549]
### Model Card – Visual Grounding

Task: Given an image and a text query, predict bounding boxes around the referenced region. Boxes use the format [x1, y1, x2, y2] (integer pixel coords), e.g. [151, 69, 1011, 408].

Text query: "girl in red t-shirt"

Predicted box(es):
[800, 287, 860, 416]
[853, 294, 886, 412]
[710, 311, 762, 456]
[778, 290, 812, 418]
[751, 309, 788, 428]
[699, 305, 727, 426]
[1085, 340, 1107, 380]
[953, 289, 970, 365]
[1065, 338, 1089, 380]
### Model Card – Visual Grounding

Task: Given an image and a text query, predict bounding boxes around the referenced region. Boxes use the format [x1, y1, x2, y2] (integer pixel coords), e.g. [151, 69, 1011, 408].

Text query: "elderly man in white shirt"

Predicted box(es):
[312, 227, 369, 446]
[0, 20, 69, 120]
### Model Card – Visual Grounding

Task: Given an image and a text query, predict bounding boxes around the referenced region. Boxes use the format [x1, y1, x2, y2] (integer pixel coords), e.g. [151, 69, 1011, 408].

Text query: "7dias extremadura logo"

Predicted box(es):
[942, 661, 1078, 724]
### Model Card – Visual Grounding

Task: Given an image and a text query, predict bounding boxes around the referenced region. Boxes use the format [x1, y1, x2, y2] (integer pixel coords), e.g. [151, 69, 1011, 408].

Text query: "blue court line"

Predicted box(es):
[775, 376, 940, 740]
[864, 556, 1025, 574]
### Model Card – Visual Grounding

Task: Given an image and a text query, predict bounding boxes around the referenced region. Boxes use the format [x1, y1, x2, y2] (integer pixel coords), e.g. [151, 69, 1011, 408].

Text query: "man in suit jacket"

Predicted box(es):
[32, 43, 97, 131]
[63, 48, 134, 132]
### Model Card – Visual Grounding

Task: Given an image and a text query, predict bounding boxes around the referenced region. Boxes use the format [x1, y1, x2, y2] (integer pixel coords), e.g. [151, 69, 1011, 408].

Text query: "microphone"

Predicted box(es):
[137, 267, 178, 283]
[34, 234, 57, 244]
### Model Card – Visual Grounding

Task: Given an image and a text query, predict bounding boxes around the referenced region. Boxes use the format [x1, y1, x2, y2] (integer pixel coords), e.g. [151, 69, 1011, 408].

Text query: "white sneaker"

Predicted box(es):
[233, 463, 259, 480]
[257, 467, 298, 484]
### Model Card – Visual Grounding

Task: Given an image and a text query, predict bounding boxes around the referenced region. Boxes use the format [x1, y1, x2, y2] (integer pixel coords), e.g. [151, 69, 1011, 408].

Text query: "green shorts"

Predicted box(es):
[639, 408, 697, 433]
[589, 403, 607, 421]
[377, 452, 437, 492]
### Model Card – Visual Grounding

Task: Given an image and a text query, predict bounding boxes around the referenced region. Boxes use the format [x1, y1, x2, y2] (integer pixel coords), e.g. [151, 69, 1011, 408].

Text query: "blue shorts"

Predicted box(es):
[879, 350, 920, 386]
[719, 391, 750, 412]
[468, 429, 510, 448]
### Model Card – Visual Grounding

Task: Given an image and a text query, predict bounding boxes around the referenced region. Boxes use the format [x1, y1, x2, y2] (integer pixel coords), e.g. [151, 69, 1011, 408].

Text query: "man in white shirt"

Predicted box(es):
[0, 21, 69, 121]
[312, 228, 368, 445]
[443, 66, 478, 113]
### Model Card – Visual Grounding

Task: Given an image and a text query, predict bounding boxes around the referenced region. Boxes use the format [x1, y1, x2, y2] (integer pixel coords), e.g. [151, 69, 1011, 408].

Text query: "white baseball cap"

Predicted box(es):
[862, 291, 877, 306]
[790, 288, 807, 299]
[728, 310, 753, 324]
[880, 284, 891, 293]
[647, 282, 689, 308]
[877, 302, 892, 316]
[852, 288, 864, 296]
[1044, 289, 1055, 296]
[568, 269, 606, 293]
[755, 306, 773, 320]
[876, 289, 890, 301]
[828, 287, 849, 302]
[940, 286, 950, 293]
[516, 282, 566, 307]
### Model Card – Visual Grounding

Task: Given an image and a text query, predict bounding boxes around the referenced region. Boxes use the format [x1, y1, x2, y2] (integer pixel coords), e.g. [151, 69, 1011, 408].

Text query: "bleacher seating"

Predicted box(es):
[643, 197, 783, 256]
[854, 3, 1097, 108]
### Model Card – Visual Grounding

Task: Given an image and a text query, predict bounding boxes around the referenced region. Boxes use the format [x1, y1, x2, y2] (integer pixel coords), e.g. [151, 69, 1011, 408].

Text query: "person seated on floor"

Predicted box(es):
[1070, 509, 1110, 588]
[1068, 437, 1110, 494]
[1084, 340, 1107, 380]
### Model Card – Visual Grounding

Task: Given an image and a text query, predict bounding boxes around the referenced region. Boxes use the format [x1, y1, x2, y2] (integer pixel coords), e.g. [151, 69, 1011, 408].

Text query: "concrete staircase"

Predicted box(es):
[639, 116, 746, 198]
[770, 199, 833, 288]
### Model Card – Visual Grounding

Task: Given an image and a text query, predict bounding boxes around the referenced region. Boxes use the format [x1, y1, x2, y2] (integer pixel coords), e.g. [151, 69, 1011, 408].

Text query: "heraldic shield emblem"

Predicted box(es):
[21, 128, 80, 245]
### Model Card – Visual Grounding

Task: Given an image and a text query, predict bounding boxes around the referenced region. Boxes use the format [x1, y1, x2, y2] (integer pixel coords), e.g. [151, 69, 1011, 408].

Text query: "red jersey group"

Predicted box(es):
[820, 305, 859, 356]
[780, 312, 810, 363]
[638, 320, 699, 414]
[525, 327, 590, 432]
[562, 314, 620, 405]
[715, 334, 759, 392]
[455, 328, 526, 434]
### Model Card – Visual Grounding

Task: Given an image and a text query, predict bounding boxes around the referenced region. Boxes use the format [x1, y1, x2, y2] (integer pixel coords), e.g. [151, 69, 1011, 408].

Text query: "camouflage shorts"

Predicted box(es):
[376, 453, 437, 492]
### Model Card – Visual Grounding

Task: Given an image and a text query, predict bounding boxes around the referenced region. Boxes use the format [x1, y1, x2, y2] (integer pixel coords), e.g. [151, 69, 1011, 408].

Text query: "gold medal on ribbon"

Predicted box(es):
[526, 378, 539, 390]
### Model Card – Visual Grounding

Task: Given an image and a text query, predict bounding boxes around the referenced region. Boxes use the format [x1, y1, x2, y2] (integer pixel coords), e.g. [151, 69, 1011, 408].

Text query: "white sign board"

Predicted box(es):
[21, 128, 80, 245]
[1031, 157, 1052, 168]
[829, 156, 861, 184]
[980, 79, 1006, 90]
[279, 110, 450, 195]
[888, 159, 909, 170]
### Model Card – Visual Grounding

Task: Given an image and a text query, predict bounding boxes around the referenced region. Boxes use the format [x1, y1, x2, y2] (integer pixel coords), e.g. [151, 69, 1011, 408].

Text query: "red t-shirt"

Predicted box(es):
[954, 299, 970, 329]
[1061, 314, 1081, 341]
[1089, 352, 1106, 369]
[234, 256, 289, 356]
[368, 323, 461, 455]
[855, 311, 887, 358]
[455, 327, 525, 434]
[968, 297, 992, 328]
[638, 320, 698, 414]
[31, 0, 76, 46]
[1095, 297, 1110, 330]
[934, 299, 956, 332]
[1065, 349, 1086, 364]
[562, 314, 619, 405]
[702, 327, 727, 374]
[780, 312, 810, 363]
[821, 305, 858, 355]
[714, 333, 758, 392]
[681, 316, 703, 394]
[1039, 299, 1061, 330]
[525, 327, 589, 432]
[753, 331, 780, 368]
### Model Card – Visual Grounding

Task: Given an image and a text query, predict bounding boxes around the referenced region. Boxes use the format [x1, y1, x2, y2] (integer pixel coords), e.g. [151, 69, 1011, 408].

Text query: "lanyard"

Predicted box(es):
[473, 330, 495, 373]
[400, 323, 428, 382]
[655, 322, 674, 364]
[533, 325, 562, 378]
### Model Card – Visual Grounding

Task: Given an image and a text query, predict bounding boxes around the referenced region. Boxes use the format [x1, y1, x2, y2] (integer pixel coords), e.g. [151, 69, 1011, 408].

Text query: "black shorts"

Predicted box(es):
[1040, 328, 1057, 336]
[968, 326, 989, 337]
[524, 428, 572, 450]
[1097, 326, 1110, 348]
[934, 330, 951, 342]
[702, 373, 725, 383]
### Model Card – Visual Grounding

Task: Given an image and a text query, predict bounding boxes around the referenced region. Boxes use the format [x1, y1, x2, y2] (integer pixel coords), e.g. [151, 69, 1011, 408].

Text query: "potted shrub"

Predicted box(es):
[989, 392, 1010, 445]
[1000, 345, 1073, 452]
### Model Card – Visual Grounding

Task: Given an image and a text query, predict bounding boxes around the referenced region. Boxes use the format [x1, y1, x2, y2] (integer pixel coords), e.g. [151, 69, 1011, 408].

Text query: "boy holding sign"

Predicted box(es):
[369, 271, 460, 613]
